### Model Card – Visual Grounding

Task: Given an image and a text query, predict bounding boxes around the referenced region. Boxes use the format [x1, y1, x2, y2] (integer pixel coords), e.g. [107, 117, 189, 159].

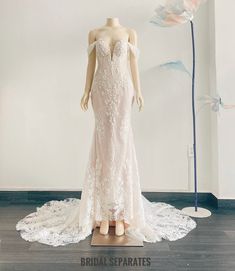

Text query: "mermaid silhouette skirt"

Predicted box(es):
[15, 39, 197, 246]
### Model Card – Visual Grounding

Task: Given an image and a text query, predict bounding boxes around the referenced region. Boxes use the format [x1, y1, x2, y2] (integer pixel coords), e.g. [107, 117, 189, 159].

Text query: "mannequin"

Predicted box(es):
[15, 19, 197, 245]
[80, 17, 144, 236]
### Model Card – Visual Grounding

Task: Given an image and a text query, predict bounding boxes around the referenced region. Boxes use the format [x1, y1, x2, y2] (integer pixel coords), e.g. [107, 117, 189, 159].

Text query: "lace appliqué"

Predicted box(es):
[15, 37, 197, 247]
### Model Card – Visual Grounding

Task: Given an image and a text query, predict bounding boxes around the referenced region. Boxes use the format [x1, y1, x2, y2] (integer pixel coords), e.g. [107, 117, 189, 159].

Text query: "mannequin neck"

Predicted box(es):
[105, 17, 121, 27]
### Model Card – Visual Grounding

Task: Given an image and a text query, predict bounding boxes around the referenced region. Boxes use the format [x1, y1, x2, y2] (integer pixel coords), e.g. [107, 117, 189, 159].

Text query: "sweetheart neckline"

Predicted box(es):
[96, 38, 128, 62]
[87, 38, 139, 61]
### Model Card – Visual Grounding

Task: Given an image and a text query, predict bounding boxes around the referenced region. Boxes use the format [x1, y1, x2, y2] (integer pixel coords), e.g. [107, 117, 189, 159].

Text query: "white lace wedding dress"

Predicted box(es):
[16, 38, 197, 246]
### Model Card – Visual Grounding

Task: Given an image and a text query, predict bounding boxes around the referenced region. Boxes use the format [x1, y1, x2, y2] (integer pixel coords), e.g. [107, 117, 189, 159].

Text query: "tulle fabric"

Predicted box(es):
[16, 195, 196, 246]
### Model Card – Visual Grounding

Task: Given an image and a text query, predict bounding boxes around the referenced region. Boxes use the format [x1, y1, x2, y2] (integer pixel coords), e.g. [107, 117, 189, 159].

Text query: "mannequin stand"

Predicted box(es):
[91, 226, 144, 247]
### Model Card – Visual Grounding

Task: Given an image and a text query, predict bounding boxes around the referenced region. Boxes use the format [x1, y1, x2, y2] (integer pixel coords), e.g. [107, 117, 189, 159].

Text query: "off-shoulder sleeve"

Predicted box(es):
[128, 42, 140, 60]
[87, 41, 97, 56]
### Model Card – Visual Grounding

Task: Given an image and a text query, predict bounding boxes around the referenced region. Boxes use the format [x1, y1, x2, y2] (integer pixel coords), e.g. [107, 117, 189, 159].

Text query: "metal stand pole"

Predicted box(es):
[182, 20, 211, 218]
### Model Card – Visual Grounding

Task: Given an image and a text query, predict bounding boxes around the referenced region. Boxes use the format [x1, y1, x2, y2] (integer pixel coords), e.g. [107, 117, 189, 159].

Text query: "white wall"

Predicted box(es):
[0, 0, 212, 193]
[210, 0, 235, 199]
[208, 0, 219, 198]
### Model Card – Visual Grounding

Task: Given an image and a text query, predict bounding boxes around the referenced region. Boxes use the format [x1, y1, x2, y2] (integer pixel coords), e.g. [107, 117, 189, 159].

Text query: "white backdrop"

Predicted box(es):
[0, 0, 212, 194]
[209, 0, 235, 199]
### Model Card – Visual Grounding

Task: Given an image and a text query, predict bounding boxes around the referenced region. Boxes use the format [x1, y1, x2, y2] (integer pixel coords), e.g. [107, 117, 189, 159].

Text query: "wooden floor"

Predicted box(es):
[0, 201, 235, 271]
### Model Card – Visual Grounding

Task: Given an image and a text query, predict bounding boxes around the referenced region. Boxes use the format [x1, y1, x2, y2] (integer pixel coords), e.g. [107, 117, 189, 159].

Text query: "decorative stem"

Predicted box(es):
[190, 20, 198, 212]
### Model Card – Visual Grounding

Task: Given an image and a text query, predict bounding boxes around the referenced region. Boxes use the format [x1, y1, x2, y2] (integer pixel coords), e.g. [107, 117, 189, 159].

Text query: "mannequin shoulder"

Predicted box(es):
[127, 28, 137, 44]
[127, 28, 137, 36]
[87, 29, 98, 42]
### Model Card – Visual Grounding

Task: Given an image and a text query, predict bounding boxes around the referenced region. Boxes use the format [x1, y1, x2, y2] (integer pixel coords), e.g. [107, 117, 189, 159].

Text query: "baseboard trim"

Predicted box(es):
[0, 191, 234, 208]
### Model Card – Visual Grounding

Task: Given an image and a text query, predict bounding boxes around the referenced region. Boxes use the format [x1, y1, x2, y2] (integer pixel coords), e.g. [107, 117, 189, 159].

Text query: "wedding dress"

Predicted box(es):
[16, 38, 197, 246]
